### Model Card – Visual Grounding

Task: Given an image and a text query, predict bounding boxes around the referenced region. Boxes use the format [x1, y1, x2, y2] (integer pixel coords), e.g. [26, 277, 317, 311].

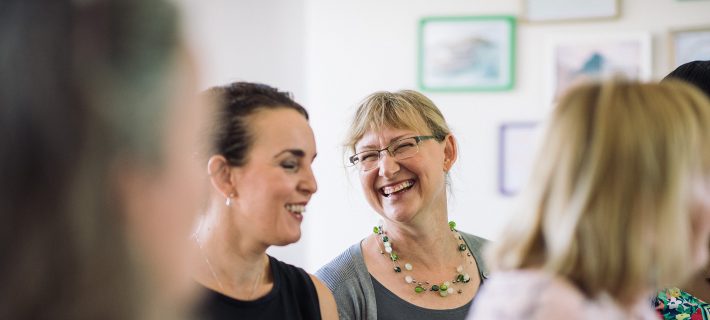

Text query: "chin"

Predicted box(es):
[274, 232, 301, 246]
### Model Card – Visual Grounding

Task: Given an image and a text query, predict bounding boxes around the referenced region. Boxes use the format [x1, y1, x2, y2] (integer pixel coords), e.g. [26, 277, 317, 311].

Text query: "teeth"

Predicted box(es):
[285, 204, 306, 213]
[382, 180, 414, 196]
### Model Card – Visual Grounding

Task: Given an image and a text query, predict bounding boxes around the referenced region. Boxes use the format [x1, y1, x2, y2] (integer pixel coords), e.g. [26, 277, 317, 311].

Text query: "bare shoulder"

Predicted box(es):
[309, 273, 339, 320]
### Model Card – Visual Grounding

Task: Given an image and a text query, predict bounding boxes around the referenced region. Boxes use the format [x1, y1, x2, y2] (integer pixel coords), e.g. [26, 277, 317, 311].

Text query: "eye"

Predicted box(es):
[359, 151, 379, 162]
[393, 141, 416, 153]
[281, 160, 300, 171]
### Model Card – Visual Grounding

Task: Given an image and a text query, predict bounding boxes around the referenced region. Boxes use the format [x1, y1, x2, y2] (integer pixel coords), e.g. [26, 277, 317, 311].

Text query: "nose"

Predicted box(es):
[378, 152, 399, 178]
[299, 166, 318, 195]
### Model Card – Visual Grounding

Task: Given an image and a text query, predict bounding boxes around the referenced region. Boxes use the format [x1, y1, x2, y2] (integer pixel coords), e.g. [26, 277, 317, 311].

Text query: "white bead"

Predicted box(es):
[404, 263, 412, 271]
[456, 265, 464, 273]
[405, 275, 413, 283]
[385, 246, 392, 253]
[383, 241, 391, 247]
[447, 288, 455, 294]
[463, 274, 470, 281]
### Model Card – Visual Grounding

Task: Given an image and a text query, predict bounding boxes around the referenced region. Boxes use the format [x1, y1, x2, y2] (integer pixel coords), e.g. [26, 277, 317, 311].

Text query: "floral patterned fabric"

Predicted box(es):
[655, 288, 710, 320]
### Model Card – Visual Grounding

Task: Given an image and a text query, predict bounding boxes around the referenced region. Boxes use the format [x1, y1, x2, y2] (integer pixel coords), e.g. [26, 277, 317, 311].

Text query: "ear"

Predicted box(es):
[207, 155, 237, 199]
[443, 134, 458, 172]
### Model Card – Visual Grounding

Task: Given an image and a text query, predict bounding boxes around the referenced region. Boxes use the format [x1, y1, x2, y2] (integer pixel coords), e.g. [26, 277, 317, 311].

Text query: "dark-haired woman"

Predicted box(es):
[193, 82, 338, 319]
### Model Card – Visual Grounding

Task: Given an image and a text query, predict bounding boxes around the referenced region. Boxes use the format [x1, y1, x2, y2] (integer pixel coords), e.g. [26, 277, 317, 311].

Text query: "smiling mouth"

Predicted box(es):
[285, 204, 306, 213]
[380, 180, 415, 197]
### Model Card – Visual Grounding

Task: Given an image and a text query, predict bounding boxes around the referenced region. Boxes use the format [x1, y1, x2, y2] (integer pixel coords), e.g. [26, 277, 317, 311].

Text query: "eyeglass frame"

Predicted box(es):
[348, 135, 440, 171]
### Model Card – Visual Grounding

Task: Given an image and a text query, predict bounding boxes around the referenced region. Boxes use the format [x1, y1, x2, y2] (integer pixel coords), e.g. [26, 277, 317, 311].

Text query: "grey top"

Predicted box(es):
[315, 231, 489, 320]
[372, 276, 472, 320]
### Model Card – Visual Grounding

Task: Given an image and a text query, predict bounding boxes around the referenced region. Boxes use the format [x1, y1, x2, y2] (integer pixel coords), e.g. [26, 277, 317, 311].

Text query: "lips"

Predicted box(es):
[380, 179, 416, 197]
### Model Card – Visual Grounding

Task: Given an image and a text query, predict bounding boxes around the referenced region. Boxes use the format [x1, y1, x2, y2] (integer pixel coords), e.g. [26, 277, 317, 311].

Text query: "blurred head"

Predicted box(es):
[204, 82, 317, 246]
[344, 90, 457, 224]
[489, 81, 710, 304]
[0, 0, 204, 318]
[664, 60, 710, 98]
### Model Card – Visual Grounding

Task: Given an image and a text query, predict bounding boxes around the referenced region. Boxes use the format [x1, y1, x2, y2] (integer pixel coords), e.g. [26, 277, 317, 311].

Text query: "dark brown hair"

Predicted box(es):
[204, 82, 308, 166]
[664, 60, 710, 98]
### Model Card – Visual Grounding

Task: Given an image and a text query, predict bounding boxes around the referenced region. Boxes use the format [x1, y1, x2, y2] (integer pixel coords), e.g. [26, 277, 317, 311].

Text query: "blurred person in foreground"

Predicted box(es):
[192, 82, 337, 319]
[466, 81, 710, 319]
[316, 90, 488, 320]
[654, 60, 710, 320]
[0, 0, 206, 319]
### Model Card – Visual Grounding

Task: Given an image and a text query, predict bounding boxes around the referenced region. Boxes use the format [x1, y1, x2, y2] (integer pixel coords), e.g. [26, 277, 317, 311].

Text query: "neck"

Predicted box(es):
[193, 201, 271, 295]
[380, 214, 460, 270]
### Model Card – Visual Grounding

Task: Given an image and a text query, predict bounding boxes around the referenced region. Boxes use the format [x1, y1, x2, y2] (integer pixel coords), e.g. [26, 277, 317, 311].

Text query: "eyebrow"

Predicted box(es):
[273, 149, 318, 161]
[274, 149, 306, 158]
[357, 134, 410, 150]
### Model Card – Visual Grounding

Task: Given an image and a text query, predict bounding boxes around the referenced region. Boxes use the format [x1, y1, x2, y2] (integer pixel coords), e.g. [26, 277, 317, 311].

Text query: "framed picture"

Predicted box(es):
[499, 122, 541, 197]
[523, 0, 619, 22]
[545, 33, 652, 103]
[670, 26, 710, 68]
[418, 16, 516, 92]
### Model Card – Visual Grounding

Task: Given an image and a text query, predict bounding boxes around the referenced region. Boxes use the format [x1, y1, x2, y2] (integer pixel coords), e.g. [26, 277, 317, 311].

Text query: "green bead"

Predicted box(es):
[440, 284, 448, 291]
[394, 266, 401, 273]
[414, 286, 424, 293]
[390, 252, 398, 261]
[459, 244, 467, 251]
[373, 226, 380, 234]
[382, 236, 389, 242]
[448, 221, 456, 230]
[431, 285, 439, 291]
[457, 274, 465, 282]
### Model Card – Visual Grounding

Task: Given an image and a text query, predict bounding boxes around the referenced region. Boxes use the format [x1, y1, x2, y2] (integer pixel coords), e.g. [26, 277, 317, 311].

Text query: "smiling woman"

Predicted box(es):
[316, 90, 489, 320]
[192, 82, 337, 320]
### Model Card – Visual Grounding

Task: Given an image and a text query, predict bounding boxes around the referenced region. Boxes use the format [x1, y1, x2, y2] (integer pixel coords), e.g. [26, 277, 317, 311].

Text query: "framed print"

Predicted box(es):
[418, 16, 516, 92]
[499, 122, 541, 197]
[524, 0, 619, 22]
[670, 26, 710, 68]
[545, 33, 652, 104]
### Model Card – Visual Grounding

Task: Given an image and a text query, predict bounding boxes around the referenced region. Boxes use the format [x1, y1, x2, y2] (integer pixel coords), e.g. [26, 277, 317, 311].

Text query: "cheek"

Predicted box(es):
[359, 172, 378, 195]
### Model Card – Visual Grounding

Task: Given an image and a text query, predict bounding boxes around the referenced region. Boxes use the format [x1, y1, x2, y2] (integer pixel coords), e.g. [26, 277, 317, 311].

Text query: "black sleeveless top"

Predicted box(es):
[196, 255, 322, 320]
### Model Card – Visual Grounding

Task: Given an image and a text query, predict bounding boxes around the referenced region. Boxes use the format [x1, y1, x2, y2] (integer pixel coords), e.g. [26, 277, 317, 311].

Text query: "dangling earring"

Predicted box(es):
[225, 193, 234, 207]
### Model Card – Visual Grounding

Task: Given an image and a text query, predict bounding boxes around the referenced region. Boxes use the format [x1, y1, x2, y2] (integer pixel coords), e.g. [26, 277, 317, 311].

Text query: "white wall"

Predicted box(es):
[180, 0, 710, 272]
[179, 0, 310, 266]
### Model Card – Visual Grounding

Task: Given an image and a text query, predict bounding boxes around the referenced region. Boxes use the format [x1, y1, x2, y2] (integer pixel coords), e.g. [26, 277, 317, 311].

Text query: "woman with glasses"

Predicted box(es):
[193, 82, 338, 319]
[316, 90, 488, 320]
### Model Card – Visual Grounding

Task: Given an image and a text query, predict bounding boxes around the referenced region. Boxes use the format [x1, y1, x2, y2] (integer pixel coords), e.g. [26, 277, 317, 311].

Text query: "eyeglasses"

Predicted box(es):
[348, 135, 438, 171]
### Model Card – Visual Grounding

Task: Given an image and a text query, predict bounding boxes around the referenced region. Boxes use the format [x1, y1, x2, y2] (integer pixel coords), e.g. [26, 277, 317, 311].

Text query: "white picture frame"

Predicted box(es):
[670, 26, 710, 68]
[498, 122, 542, 197]
[544, 33, 652, 105]
[524, 0, 619, 23]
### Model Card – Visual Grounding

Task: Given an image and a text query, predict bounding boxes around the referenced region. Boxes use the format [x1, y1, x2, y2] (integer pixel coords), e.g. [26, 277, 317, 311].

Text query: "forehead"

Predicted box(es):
[248, 108, 315, 154]
[355, 126, 421, 150]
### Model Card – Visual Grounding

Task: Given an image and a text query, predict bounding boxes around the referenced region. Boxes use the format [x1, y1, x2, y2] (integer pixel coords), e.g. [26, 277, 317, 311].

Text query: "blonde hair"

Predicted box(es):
[489, 81, 710, 303]
[345, 90, 450, 152]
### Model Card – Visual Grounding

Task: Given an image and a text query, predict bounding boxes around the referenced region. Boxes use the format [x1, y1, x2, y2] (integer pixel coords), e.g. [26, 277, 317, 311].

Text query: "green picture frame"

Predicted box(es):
[418, 15, 516, 92]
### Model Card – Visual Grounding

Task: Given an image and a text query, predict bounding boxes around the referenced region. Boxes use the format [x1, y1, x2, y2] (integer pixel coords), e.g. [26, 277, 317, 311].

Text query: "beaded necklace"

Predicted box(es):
[374, 221, 473, 297]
